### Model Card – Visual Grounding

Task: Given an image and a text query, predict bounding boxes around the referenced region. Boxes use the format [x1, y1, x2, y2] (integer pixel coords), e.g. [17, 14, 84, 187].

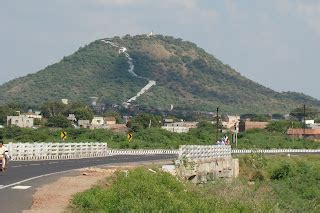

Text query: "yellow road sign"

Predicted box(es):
[127, 132, 133, 142]
[61, 131, 67, 140]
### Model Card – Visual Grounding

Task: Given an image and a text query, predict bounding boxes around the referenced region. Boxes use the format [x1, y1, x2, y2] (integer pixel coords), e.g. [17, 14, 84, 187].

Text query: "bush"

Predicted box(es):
[47, 115, 72, 128]
[271, 163, 291, 180]
[266, 120, 302, 133]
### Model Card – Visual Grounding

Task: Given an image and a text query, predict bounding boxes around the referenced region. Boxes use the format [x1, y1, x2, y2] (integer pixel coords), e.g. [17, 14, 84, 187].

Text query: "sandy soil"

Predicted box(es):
[24, 160, 172, 213]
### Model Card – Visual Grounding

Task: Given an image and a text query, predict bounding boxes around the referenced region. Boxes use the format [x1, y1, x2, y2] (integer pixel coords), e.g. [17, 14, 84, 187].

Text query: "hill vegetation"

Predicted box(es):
[1, 34, 319, 113]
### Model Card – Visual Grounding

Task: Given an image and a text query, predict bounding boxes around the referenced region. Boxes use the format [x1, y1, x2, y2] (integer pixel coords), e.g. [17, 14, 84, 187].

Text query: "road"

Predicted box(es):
[0, 154, 176, 212]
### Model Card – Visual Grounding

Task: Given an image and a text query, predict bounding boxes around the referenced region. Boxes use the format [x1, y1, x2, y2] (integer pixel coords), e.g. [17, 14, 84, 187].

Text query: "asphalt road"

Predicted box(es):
[0, 154, 176, 188]
[0, 154, 176, 213]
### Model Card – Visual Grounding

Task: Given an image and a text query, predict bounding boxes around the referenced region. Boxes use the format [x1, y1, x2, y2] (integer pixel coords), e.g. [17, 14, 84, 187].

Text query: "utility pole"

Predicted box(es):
[303, 104, 306, 135]
[216, 107, 219, 142]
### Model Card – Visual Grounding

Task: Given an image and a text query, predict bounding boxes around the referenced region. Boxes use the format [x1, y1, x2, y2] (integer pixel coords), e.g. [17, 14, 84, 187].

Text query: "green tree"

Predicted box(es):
[266, 120, 302, 133]
[47, 115, 71, 128]
[41, 101, 68, 118]
[290, 106, 318, 120]
[103, 111, 123, 123]
[0, 105, 20, 125]
[130, 113, 162, 131]
[73, 107, 94, 121]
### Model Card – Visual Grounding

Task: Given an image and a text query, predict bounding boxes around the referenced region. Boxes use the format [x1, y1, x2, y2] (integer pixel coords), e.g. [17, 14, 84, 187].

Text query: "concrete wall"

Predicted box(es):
[175, 145, 238, 183]
[175, 157, 239, 183]
[239, 121, 269, 132]
[162, 126, 189, 133]
[7, 116, 34, 128]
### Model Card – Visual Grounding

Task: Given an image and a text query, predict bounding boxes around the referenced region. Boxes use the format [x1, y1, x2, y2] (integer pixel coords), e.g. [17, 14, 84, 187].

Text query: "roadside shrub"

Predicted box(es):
[271, 163, 291, 180]
[72, 168, 253, 212]
[266, 120, 302, 133]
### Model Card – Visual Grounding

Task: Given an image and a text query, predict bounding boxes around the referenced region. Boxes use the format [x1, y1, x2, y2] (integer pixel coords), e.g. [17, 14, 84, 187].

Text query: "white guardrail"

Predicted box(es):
[8, 142, 108, 161]
[179, 145, 231, 159]
[6, 142, 178, 161]
[232, 149, 320, 154]
[5, 143, 320, 161]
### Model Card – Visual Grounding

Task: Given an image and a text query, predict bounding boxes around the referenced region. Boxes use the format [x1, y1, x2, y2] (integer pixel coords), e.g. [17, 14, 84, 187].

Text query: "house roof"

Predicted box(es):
[287, 128, 320, 135]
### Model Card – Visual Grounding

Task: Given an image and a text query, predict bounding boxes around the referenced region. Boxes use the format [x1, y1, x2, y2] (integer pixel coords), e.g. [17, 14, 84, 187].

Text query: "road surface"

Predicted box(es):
[0, 154, 176, 212]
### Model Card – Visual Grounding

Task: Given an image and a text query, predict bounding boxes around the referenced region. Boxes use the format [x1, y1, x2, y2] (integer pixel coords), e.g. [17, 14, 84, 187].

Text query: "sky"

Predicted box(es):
[1, 0, 320, 99]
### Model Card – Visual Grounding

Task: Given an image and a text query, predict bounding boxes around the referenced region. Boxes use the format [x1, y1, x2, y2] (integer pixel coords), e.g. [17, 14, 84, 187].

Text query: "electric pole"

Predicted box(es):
[216, 107, 219, 142]
[303, 104, 306, 135]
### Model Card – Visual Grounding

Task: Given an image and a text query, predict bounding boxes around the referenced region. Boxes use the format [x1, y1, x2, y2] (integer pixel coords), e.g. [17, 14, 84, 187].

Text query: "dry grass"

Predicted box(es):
[141, 43, 172, 59]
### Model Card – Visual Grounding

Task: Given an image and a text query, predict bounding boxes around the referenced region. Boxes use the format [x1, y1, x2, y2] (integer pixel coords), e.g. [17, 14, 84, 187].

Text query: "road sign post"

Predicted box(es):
[60, 131, 67, 141]
[127, 132, 133, 142]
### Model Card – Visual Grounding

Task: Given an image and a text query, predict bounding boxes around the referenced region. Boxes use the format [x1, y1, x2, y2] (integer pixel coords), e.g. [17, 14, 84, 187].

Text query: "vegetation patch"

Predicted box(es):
[71, 168, 253, 212]
[71, 155, 320, 212]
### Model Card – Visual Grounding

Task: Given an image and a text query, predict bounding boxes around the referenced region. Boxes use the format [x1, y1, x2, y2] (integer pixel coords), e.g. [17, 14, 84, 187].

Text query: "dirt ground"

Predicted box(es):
[23, 160, 172, 213]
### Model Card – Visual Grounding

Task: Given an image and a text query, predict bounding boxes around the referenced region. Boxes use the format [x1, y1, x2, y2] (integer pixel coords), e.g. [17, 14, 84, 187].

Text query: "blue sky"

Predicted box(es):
[1, 0, 320, 99]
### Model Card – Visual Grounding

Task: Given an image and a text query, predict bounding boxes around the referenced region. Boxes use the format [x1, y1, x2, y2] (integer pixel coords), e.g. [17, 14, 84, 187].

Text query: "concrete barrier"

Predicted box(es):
[7, 142, 179, 161]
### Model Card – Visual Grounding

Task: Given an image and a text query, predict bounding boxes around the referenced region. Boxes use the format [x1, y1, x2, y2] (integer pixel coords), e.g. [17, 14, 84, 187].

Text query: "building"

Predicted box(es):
[221, 115, 240, 130]
[61, 99, 69, 105]
[162, 122, 198, 133]
[78, 120, 90, 128]
[23, 110, 42, 119]
[287, 128, 320, 139]
[7, 115, 34, 128]
[305, 120, 315, 125]
[239, 120, 269, 132]
[67, 114, 77, 123]
[308, 123, 320, 129]
[104, 117, 116, 125]
[107, 124, 128, 133]
[164, 118, 174, 123]
[91, 117, 106, 129]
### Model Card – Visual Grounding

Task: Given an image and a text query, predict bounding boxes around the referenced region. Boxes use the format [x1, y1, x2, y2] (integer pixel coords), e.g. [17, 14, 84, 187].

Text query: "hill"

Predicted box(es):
[0, 34, 319, 113]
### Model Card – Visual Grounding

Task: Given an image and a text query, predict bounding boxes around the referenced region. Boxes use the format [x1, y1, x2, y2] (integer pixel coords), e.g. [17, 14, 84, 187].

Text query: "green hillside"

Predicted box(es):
[0, 34, 319, 113]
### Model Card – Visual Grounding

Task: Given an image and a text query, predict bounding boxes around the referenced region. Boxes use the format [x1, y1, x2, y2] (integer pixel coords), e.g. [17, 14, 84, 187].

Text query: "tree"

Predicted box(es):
[290, 106, 318, 120]
[0, 105, 20, 125]
[73, 107, 94, 121]
[47, 115, 71, 128]
[266, 120, 302, 133]
[103, 111, 123, 123]
[40, 101, 68, 118]
[130, 113, 162, 131]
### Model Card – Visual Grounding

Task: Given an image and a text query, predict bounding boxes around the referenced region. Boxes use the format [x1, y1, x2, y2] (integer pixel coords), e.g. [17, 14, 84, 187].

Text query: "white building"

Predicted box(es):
[162, 122, 198, 133]
[221, 115, 240, 130]
[305, 120, 315, 125]
[91, 117, 106, 129]
[67, 114, 77, 122]
[23, 111, 42, 119]
[104, 117, 116, 125]
[78, 120, 90, 128]
[7, 115, 34, 128]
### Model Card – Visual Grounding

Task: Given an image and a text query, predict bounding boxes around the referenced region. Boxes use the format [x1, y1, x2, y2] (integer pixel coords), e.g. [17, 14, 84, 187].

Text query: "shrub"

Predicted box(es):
[271, 163, 291, 180]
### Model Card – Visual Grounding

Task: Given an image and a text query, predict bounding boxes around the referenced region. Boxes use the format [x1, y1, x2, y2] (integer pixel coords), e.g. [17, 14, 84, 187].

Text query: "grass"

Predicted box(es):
[234, 129, 319, 149]
[71, 168, 254, 212]
[71, 155, 320, 212]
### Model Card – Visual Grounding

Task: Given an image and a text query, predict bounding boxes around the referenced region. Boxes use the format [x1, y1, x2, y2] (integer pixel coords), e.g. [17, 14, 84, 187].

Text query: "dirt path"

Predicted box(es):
[24, 160, 172, 213]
